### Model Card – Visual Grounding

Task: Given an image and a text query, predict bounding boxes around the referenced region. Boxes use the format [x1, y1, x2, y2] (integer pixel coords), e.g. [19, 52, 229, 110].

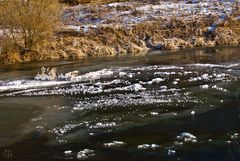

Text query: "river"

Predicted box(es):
[0, 46, 240, 161]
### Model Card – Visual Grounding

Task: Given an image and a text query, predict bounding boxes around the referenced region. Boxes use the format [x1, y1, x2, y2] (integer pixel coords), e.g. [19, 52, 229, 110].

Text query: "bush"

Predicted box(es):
[0, 0, 60, 54]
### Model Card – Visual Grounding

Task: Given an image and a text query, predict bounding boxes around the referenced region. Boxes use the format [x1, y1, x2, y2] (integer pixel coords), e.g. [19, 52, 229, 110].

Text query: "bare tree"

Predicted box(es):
[0, 0, 60, 53]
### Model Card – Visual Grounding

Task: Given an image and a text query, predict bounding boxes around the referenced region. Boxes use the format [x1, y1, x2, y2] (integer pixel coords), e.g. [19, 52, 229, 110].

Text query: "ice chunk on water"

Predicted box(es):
[150, 112, 159, 116]
[230, 133, 239, 139]
[201, 74, 209, 80]
[127, 73, 134, 78]
[200, 84, 209, 89]
[103, 141, 126, 148]
[124, 84, 146, 91]
[177, 132, 197, 143]
[178, 132, 197, 139]
[77, 149, 95, 159]
[173, 81, 178, 85]
[137, 144, 161, 149]
[65, 69, 114, 81]
[191, 111, 195, 116]
[168, 149, 176, 156]
[64, 150, 72, 156]
[147, 78, 165, 85]
[119, 72, 127, 77]
[90, 122, 116, 129]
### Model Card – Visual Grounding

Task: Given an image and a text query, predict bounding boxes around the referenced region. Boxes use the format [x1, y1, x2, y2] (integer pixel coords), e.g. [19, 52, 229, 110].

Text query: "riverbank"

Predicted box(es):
[1, 0, 239, 64]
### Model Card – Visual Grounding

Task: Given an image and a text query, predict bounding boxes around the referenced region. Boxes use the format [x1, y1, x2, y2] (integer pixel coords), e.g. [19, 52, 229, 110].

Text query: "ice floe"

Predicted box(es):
[177, 132, 197, 143]
[103, 141, 126, 148]
[64, 150, 73, 156]
[137, 144, 161, 150]
[230, 133, 239, 139]
[150, 112, 159, 116]
[191, 111, 196, 116]
[146, 78, 165, 85]
[200, 84, 209, 89]
[89, 122, 116, 129]
[77, 149, 95, 160]
[60, 69, 114, 81]
[1, 63, 237, 97]
[167, 149, 176, 156]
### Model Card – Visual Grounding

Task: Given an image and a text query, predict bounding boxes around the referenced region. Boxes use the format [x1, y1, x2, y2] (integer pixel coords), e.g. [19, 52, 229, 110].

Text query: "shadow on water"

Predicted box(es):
[0, 46, 240, 161]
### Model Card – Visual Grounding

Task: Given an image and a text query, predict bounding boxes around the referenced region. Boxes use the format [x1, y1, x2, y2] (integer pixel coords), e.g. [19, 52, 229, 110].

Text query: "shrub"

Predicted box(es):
[0, 0, 60, 54]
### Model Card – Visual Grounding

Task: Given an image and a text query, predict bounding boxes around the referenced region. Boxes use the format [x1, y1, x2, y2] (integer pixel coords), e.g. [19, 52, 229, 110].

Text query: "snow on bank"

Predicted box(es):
[62, 0, 237, 31]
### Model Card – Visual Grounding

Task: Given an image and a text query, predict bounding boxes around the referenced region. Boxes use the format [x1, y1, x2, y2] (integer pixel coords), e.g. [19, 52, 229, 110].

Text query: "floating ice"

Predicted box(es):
[62, 69, 114, 81]
[60, 70, 79, 81]
[150, 112, 159, 116]
[174, 141, 184, 146]
[137, 144, 161, 149]
[147, 78, 165, 85]
[201, 74, 209, 80]
[50, 123, 83, 136]
[0, 80, 68, 93]
[177, 132, 197, 143]
[227, 140, 232, 144]
[77, 149, 95, 160]
[154, 71, 177, 76]
[168, 149, 176, 156]
[200, 84, 209, 89]
[192, 63, 239, 69]
[230, 133, 239, 139]
[173, 81, 178, 85]
[127, 73, 134, 78]
[191, 111, 195, 116]
[64, 150, 72, 156]
[90, 122, 116, 129]
[122, 83, 146, 92]
[103, 141, 126, 148]
[119, 72, 127, 77]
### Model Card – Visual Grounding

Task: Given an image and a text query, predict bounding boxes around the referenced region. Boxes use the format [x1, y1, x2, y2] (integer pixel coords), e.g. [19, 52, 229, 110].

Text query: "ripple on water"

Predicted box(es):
[0, 62, 239, 160]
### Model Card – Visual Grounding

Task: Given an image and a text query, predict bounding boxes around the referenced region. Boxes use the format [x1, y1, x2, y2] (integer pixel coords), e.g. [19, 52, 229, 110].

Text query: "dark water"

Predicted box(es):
[0, 46, 240, 161]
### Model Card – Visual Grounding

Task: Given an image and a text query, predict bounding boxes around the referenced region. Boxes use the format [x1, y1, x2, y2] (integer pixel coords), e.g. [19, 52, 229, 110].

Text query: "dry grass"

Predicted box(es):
[1, 1, 240, 64]
[59, 0, 129, 5]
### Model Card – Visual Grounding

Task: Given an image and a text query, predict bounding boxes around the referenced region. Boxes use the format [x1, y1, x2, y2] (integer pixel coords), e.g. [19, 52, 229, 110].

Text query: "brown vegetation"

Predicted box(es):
[0, 0, 60, 62]
[27, 14, 238, 64]
[0, 0, 239, 64]
[59, 0, 128, 5]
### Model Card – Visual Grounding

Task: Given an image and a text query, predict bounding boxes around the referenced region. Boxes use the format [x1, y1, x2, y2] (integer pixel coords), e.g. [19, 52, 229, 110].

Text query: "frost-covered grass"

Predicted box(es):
[2, 0, 239, 64]
[61, 0, 238, 31]
[53, 0, 239, 58]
